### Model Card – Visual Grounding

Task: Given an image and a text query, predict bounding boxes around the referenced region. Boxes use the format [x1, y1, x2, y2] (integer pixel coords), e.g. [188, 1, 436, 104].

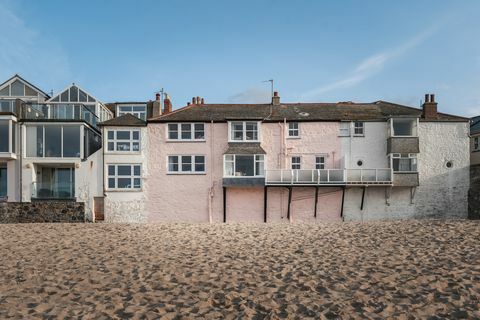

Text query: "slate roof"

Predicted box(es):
[98, 113, 147, 127]
[149, 101, 468, 123]
[224, 143, 266, 155]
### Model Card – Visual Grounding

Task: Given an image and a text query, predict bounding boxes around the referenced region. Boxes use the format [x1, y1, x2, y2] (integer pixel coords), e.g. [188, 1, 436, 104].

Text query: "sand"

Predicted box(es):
[0, 220, 479, 319]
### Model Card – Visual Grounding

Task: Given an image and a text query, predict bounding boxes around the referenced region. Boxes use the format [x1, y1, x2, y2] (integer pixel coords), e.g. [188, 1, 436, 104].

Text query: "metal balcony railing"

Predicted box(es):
[31, 182, 75, 199]
[265, 169, 392, 185]
[22, 103, 98, 128]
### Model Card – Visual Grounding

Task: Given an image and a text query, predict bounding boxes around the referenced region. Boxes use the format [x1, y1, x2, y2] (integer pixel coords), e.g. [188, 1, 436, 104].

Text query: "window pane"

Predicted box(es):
[232, 122, 243, 140]
[0, 121, 9, 152]
[10, 80, 24, 96]
[26, 125, 43, 157]
[132, 142, 139, 151]
[70, 86, 78, 102]
[117, 142, 130, 151]
[245, 122, 258, 140]
[195, 156, 205, 172]
[255, 159, 264, 176]
[44, 126, 62, 157]
[116, 131, 130, 140]
[181, 124, 191, 139]
[63, 126, 80, 157]
[108, 131, 114, 139]
[132, 131, 139, 140]
[117, 178, 131, 188]
[235, 155, 254, 176]
[108, 178, 115, 188]
[393, 119, 414, 136]
[225, 158, 234, 176]
[11, 122, 15, 153]
[117, 165, 131, 176]
[108, 142, 114, 151]
[168, 156, 179, 172]
[79, 90, 87, 102]
[168, 124, 178, 139]
[181, 156, 192, 171]
[133, 106, 145, 112]
[60, 90, 69, 102]
[133, 178, 141, 188]
[133, 166, 141, 176]
[194, 123, 205, 139]
[108, 165, 115, 175]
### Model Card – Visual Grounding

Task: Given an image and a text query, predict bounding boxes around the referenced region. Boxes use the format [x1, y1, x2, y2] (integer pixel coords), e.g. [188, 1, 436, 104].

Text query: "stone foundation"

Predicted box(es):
[0, 201, 85, 223]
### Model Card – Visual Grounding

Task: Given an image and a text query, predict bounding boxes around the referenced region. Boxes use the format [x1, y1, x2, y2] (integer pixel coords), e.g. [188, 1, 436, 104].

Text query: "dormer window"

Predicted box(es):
[117, 105, 146, 121]
[229, 121, 260, 142]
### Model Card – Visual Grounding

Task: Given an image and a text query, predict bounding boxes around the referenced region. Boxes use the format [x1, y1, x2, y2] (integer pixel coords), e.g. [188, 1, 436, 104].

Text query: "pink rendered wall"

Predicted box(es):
[147, 121, 343, 223]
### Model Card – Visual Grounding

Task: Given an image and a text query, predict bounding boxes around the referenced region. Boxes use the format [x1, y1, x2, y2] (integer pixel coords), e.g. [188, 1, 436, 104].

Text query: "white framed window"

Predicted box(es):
[107, 129, 140, 152]
[315, 156, 325, 169]
[291, 156, 301, 170]
[391, 118, 418, 137]
[474, 137, 479, 151]
[288, 122, 299, 138]
[25, 124, 81, 158]
[339, 122, 350, 137]
[354, 122, 364, 136]
[391, 153, 418, 172]
[0, 119, 16, 154]
[168, 155, 205, 174]
[117, 105, 147, 120]
[107, 164, 141, 190]
[167, 123, 205, 141]
[229, 121, 260, 142]
[223, 154, 264, 177]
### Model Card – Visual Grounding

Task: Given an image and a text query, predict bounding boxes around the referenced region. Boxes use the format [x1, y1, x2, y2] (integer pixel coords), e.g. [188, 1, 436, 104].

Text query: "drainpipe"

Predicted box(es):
[19, 118, 23, 203]
[208, 120, 214, 223]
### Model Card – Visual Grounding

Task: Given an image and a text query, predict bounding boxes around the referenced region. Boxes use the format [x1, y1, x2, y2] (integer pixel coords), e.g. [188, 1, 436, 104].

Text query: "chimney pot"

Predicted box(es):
[196, 96, 200, 105]
[424, 94, 429, 103]
[187, 102, 191, 106]
[272, 91, 280, 105]
[430, 94, 435, 103]
[156, 93, 161, 101]
[201, 98, 204, 104]
[192, 97, 195, 104]
[273, 91, 278, 97]
[163, 98, 172, 114]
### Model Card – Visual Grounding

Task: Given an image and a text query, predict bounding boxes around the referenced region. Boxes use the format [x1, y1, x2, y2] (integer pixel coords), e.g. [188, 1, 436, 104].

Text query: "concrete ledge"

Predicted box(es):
[0, 201, 85, 223]
[387, 137, 420, 154]
[223, 177, 265, 187]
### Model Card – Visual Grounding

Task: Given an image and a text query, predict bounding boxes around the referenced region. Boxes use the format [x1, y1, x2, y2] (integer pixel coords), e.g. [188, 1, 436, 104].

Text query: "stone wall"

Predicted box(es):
[0, 201, 85, 223]
[468, 164, 480, 219]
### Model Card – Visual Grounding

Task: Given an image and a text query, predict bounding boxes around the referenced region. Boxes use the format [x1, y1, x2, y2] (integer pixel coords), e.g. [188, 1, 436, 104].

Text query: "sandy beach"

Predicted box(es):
[0, 220, 479, 319]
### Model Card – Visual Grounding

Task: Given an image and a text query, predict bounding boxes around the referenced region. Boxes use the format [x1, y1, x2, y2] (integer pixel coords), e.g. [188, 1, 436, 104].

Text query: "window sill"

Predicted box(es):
[105, 151, 142, 155]
[393, 171, 418, 174]
[223, 176, 265, 178]
[106, 188, 143, 192]
[390, 135, 418, 138]
[167, 172, 207, 175]
[228, 140, 261, 143]
[353, 134, 365, 137]
[166, 140, 206, 143]
[287, 136, 301, 139]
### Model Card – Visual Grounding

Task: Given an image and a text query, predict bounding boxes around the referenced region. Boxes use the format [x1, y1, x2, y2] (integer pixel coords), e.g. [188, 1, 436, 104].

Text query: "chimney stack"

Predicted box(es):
[422, 93, 438, 119]
[163, 97, 172, 114]
[155, 93, 161, 101]
[272, 91, 280, 105]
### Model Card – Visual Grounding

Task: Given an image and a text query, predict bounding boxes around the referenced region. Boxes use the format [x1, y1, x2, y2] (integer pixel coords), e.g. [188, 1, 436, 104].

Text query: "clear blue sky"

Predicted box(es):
[1, 0, 479, 116]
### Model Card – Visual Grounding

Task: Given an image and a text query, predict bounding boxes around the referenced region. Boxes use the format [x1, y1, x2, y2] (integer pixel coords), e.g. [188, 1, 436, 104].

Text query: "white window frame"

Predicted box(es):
[0, 117, 16, 156]
[390, 118, 419, 137]
[315, 155, 326, 169]
[391, 153, 418, 173]
[166, 123, 205, 141]
[106, 129, 141, 153]
[339, 122, 350, 137]
[474, 137, 479, 151]
[288, 122, 300, 138]
[228, 121, 261, 142]
[167, 155, 206, 174]
[223, 154, 265, 177]
[107, 164, 142, 191]
[353, 121, 364, 136]
[117, 104, 147, 121]
[25, 124, 82, 159]
[291, 156, 301, 170]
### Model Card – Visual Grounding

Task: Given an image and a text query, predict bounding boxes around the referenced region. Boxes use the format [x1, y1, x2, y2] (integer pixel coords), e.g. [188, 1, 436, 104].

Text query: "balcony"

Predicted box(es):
[393, 172, 419, 187]
[31, 182, 75, 200]
[265, 169, 392, 186]
[22, 103, 99, 128]
[387, 137, 419, 154]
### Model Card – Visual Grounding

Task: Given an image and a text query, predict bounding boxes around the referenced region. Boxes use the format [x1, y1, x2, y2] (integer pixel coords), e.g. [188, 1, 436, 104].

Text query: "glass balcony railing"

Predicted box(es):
[0, 100, 15, 113]
[265, 169, 393, 185]
[31, 182, 75, 199]
[23, 103, 99, 128]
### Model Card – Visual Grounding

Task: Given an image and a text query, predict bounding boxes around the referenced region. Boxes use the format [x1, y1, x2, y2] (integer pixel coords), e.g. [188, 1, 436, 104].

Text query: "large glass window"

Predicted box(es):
[26, 125, 81, 158]
[392, 153, 418, 172]
[117, 105, 147, 120]
[223, 154, 264, 177]
[392, 119, 417, 136]
[107, 129, 140, 152]
[107, 164, 141, 190]
[167, 123, 205, 141]
[230, 121, 260, 142]
[0, 121, 9, 153]
[168, 155, 206, 173]
[10, 80, 24, 96]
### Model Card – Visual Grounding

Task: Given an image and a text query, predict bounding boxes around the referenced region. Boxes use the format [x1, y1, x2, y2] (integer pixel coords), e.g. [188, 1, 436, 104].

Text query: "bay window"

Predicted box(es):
[107, 164, 141, 190]
[392, 153, 417, 172]
[224, 154, 264, 177]
[168, 155, 205, 173]
[26, 125, 80, 158]
[107, 129, 140, 152]
[168, 123, 205, 141]
[229, 121, 260, 142]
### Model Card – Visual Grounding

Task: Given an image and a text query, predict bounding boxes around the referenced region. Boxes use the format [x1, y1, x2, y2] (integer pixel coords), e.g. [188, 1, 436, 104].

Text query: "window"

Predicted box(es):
[224, 154, 264, 177]
[339, 122, 350, 137]
[10, 80, 24, 96]
[26, 125, 81, 158]
[474, 137, 479, 151]
[0, 166, 6, 197]
[288, 122, 299, 137]
[392, 154, 417, 172]
[168, 155, 206, 174]
[392, 118, 417, 136]
[354, 122, 364, 136]
[107, 129, 140, 152]
[315, 156, 325, 169]
[117, 105, 147, 120]
[291, 156, 301, 170]
[229, 121, 260, 142]
[0, 120, 9, 153]
[107, 164, 141, 190]
[167, 123, 205, 141]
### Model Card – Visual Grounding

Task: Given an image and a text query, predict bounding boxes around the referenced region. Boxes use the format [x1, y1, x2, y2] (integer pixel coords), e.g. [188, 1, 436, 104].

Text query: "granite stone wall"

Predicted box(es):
[0, 201, 85, 223]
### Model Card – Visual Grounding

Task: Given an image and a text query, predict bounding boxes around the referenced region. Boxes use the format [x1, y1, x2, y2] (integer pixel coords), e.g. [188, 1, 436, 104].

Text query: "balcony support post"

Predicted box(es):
[360, 186, 366, 211]
[340, 186, 345, 220]
[263, 186, 268, 223]
[314, 186, 319, 218]
[287, 186, 292, 221]
[410, 187, 416, 204]
[223, 187, 227, 223]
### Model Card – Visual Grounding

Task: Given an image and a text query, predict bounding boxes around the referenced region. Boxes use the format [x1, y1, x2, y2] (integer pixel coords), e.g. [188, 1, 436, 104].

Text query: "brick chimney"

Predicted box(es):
[272, 91, 280, 105]
[163, 97, 172, 114]
[422, 93, 438, 119]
